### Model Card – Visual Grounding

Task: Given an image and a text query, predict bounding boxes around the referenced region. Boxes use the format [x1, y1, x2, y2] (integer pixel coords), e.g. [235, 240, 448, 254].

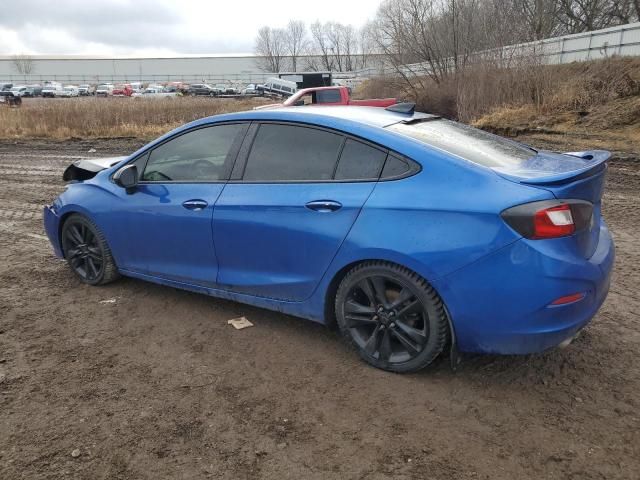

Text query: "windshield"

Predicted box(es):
[387, 119, 536, 169]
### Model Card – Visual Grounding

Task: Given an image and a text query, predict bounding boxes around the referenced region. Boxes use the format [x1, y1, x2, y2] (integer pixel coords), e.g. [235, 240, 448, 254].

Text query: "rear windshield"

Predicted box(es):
[387, 119, 536, 168]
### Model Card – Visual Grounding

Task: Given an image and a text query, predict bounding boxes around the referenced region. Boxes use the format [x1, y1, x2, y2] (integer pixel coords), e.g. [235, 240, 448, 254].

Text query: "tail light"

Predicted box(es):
[502, 200, 593, 240]
[532, 204, 574, 239]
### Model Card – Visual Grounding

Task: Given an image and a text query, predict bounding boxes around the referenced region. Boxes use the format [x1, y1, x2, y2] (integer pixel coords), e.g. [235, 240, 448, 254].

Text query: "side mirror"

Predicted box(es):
[113, 164, 138, 194]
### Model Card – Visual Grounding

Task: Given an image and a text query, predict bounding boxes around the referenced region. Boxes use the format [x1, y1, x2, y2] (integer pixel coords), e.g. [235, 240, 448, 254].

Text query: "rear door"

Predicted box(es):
[213, 123, 388, 301]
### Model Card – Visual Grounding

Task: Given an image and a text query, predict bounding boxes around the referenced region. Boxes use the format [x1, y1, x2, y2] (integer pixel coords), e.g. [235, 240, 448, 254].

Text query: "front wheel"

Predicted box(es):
[335, 261, 449, 373]
[61, 214, 120, 286]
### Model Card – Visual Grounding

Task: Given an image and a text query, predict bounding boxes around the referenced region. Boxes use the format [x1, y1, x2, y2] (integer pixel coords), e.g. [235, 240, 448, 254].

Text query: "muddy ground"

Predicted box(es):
[0, 136, 638, 479]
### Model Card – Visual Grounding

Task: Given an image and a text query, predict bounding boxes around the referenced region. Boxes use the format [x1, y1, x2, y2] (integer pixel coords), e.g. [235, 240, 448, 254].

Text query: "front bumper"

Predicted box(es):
[440, 220, 615, 354]
[43, 205, 64, 258]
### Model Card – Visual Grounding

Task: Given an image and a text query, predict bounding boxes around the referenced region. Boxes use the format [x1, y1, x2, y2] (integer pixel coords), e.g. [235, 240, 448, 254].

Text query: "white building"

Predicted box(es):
[0, 54, 384, 85]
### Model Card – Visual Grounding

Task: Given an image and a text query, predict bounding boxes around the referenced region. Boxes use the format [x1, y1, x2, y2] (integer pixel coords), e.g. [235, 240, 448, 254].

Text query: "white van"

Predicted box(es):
[262, 77, 297, 97]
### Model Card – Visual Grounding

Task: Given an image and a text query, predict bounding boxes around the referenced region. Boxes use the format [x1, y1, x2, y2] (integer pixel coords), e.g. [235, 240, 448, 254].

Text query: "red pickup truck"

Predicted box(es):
[255, 86, 396, 110]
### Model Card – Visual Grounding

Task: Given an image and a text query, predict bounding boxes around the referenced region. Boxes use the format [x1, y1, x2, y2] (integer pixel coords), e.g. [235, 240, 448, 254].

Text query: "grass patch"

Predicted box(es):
[0, 97, 271, 140]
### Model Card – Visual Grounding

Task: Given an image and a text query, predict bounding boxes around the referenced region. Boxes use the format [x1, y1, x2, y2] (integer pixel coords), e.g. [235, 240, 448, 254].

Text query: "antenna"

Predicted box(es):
[386, 102, 416, 114]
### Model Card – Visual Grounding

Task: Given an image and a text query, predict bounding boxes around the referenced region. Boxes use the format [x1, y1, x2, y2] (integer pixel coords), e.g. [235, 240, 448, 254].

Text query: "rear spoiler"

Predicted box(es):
[493, 150, 610, 186]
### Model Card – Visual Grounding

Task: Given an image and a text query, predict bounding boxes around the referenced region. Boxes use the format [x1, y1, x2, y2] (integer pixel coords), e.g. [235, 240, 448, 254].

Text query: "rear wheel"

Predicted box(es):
[61, 214, 119, 286]
[335, 262, 448, 373]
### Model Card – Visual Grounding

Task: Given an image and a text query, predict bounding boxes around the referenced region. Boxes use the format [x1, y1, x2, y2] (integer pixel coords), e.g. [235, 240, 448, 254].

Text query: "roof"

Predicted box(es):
[212, 105, 421, 129]
[139, 105, 443, 165]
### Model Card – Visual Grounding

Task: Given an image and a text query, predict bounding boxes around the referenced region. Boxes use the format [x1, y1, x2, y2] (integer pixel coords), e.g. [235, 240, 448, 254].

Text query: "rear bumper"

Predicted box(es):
[43, 205, 64, 258]
[440, 220, 615, 354]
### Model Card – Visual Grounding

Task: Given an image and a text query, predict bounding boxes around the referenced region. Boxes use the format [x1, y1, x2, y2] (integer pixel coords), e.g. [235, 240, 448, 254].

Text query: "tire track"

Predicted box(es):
[0, 153, 93, 159]
[0, 164, 63, 172]
[0, 169, 60, 177]
[0, 220, 49, 246]
[0, 209, 42, 221]
[0, 177, 63, 187]
[2, 200, 47, 211]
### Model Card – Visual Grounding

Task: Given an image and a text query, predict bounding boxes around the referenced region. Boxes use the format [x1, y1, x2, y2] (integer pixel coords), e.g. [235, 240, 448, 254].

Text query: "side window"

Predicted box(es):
[132, 152, 149, 180]
[334, 139, 387, 180]
[141, 124, 245, 182]
[243, 124, 343, 181]
[316, 89, 342, 104]
[381, 154, 411, 179]
[298, 93, 313, 105]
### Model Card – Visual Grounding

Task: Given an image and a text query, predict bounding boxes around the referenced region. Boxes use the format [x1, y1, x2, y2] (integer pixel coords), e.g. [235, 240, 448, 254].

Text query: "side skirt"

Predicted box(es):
[118, 269, 326, 324]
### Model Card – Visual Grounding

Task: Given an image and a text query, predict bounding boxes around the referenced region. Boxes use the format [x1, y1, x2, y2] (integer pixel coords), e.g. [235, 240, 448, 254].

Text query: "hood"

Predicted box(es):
[62, 156, 127, 182]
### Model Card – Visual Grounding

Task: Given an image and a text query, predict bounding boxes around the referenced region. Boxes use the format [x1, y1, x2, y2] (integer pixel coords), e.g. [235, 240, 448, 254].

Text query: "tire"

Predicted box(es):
[335, 261, 448, 373]
[61, 214, 120, 286]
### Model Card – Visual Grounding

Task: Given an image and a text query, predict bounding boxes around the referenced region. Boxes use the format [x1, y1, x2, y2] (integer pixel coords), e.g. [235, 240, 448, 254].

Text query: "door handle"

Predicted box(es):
[305, 200, 342, 212]
[182, 199, 208, 211]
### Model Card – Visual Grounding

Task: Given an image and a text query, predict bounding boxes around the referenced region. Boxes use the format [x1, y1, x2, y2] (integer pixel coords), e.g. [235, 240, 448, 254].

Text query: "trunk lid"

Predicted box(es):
[494, 150, 610, 259]
[492, 150, 609, 204]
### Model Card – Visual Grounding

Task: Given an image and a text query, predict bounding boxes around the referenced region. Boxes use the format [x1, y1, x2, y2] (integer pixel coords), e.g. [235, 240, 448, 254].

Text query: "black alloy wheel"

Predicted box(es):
[61, 214, 119, 285]
[336, 262, 448, 372]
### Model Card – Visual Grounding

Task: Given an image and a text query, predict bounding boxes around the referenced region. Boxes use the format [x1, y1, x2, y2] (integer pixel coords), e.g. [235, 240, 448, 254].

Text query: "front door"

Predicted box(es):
[108, 123, 247, 286]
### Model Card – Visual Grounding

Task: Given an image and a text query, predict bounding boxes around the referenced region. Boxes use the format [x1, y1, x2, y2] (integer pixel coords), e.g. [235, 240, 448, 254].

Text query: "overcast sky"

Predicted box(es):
[0, 0, 382, 57]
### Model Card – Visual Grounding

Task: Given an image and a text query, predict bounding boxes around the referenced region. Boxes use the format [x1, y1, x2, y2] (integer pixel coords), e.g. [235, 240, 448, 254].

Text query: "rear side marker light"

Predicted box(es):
[532, 204, 575, 239]
[550, 292, 586, 305]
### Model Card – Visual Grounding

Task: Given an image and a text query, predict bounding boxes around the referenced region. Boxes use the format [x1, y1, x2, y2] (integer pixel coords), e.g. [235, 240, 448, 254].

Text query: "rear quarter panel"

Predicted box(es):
[303, 140, 555, 323]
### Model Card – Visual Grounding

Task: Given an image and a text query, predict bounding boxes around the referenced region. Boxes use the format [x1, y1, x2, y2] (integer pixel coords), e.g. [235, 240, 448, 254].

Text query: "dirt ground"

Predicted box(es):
[0, 135, 638, 480]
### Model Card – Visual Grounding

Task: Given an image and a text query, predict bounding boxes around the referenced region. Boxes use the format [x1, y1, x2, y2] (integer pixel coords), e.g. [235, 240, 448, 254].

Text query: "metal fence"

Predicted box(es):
[348, 21, 640, 79]
[538, 21, 640, 63]
[0, 73, 275, 86]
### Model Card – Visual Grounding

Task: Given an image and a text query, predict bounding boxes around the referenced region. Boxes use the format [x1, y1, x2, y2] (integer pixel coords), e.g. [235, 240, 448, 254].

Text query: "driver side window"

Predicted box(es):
[142, 124, 245, 182]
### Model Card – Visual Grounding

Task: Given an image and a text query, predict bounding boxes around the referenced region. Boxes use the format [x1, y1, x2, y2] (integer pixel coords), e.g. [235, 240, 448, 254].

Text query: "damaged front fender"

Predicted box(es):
[62, 156, 127, 182]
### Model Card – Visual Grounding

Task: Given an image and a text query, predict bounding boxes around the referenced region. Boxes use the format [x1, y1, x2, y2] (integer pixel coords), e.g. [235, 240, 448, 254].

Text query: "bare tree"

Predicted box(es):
[310, 21, 335, 71]
[325, 23, 345, 71]
[254, 26, 286, 73]
[517, 0, 563, 40]
[340, 24, 360, 71]
[372, 0, 469, 87]
[557, 0, 621, 33]
[606, 0, 637, 24]
[12, 54, 35, 75]
[284, 20, 307, 72]
[358, 22, 377, 70]
[309, 22, 366, 72]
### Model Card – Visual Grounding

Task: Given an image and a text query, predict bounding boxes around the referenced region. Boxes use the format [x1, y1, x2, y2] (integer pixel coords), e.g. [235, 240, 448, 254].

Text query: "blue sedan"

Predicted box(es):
[43, 105, 614, 372]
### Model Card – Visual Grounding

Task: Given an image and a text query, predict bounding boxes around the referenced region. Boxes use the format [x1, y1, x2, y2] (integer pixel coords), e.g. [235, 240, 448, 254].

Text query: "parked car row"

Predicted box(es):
[1, 79, 308, 100]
